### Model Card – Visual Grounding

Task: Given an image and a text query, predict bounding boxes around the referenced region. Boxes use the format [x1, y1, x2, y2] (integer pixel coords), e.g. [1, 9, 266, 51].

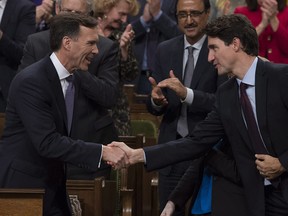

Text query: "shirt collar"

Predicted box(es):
[184, 34, 206, 50]
[237, 57, 258, 86]
[0, 0, 7, 9]
[50, 52, 71, 81]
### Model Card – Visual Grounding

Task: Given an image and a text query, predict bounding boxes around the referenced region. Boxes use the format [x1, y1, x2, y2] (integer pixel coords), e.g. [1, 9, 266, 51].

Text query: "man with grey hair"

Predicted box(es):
[19, 0, 120, 180]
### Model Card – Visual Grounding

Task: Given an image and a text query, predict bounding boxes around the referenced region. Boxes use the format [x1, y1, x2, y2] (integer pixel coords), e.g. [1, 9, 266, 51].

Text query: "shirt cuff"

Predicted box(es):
[99, 145, 103, 168]
[140, 16, 150, 30]
[153, 10, 163, 21]
[143, 151, 147, 164]
[182, 88, 194, 105]
[151, 97, 163, 111]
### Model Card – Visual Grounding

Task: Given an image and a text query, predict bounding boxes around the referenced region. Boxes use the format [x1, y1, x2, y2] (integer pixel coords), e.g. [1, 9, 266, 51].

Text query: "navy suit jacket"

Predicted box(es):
[144, 59, 288, 216]
[19, 30, 119, 143]
[0, 0, 35, 111]
[147, 35, 226, 175]
[18, 30, 119, 178]
[0, 57, 104, 214]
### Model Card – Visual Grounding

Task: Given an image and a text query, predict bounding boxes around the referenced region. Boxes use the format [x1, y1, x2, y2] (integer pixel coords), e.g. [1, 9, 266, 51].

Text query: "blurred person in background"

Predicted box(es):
[34, 0, 55, 31]
[0, 0, 35, 112]
[234, 0, 288, 63]
[94, 0, 140, 136]
[209, 0, 246, 20]
[128, 0, 181, 94]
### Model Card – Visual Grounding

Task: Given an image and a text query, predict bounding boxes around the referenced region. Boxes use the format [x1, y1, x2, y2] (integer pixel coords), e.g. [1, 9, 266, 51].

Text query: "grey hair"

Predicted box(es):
[55, 0, 93, 14]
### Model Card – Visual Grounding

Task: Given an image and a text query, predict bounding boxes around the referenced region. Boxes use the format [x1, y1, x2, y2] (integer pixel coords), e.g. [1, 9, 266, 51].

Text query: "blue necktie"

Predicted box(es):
[177, 46, 194, 137]
[65, 75, 74, 134]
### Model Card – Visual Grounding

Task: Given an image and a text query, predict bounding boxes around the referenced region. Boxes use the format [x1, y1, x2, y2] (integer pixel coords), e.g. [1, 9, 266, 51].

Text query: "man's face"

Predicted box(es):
[176, 0, 210, 44]
[69, 26, 99, 71]
[207, 37, 235, 76]
[56, 0, 88, 15]
[105, 0, 130, 29]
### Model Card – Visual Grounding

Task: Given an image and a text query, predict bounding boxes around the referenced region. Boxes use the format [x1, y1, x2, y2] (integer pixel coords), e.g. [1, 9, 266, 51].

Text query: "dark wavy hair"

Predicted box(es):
[204, 14, 259, 56]
[50, 13, 98, 51]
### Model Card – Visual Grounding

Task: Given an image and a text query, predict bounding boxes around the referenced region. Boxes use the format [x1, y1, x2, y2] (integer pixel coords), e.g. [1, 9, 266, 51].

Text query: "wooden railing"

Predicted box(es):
[0, 188, 44, 216]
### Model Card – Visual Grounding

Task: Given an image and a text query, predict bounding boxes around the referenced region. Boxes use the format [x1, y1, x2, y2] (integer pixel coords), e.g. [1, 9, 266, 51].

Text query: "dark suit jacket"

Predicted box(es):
[128, 0, 181, 91]
[144, 59, 288, 216]
[0, 0, 35, 111]
[18, 30, 119, 179]
[0, 57, 104, 215]
[147, 35, 226, 175]
[169, 142, 250, 216]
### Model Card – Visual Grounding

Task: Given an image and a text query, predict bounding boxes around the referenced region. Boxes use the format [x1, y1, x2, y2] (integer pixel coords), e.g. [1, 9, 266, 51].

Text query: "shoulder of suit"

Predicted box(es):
[158, 35, 183, 49]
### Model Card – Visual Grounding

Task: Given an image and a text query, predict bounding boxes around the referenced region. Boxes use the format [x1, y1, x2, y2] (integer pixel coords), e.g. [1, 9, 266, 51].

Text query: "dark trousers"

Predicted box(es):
[159, 173, 186, 216]
[265, 185, 288, 216]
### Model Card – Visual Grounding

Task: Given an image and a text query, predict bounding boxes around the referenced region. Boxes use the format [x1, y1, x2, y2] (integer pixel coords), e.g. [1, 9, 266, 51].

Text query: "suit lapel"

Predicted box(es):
[191, 38, 208, 88]
[46, 57, 68, 132]
[172, 36, 185, 82]
[255, 60, 275, 155]
[228, 78, 255, 153]
[0, 0, 15, 28]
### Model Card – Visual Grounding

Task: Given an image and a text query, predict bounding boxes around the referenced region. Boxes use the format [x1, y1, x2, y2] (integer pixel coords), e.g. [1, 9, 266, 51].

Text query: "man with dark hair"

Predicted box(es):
[0, 13, 126, 216]
[146, 0, 227, 214]
[19, 0, 119, 180]
[112, 14, 288, 216]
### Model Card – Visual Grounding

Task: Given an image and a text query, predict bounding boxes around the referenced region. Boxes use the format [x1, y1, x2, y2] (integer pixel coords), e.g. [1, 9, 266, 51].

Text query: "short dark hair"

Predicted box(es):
[49, 13, 98, 51]
[204, 14, 259, 56]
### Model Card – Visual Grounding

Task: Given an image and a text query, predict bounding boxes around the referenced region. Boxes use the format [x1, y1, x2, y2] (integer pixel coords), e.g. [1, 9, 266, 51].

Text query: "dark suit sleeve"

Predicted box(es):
[206, 148, 242, 185]
[18, 33, 39, 72]
[0, 1, 35, 66]
[144, 102, 226, 171]
[146, 43, 169, 116]
[76, 38, 119, 108]
[132, 13, 180, 40]
[153, 12, 181, 39]
[10, 72, 102, 171]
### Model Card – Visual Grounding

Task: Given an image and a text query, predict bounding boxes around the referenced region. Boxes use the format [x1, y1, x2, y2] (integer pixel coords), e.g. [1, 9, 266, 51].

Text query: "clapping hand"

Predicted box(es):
[149, 76, 168, 107]
[157, 70, 188, 100]
[119, 24, 135, 61]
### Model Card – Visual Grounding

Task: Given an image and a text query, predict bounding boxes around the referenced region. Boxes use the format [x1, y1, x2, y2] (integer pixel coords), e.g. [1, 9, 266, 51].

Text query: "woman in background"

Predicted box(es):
[94, 0, 140, 136]
[234, 0, 288, 63]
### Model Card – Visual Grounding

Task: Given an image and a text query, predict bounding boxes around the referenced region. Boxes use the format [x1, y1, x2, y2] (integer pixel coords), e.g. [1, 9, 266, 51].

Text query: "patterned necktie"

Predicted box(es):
[177, 46, 194, 137]
[239, 82, 267, 154]
[65, 75, 75, 134]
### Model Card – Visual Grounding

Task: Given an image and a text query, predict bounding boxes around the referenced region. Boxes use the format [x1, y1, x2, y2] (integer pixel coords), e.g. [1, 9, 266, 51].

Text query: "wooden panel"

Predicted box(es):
[66, 177, 116, 216]
[0, 188, 44, 216]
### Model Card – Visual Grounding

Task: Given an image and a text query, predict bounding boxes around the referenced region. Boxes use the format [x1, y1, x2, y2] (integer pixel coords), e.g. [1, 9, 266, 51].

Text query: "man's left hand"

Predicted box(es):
[255, 154, 286, 180]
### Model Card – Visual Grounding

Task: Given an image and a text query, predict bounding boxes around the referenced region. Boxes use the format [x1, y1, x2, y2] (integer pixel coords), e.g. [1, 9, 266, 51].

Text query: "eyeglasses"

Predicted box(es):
[176, 10, 206, 20]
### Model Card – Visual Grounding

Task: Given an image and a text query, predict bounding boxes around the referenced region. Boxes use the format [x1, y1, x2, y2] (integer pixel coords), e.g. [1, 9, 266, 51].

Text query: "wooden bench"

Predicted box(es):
[66, 177, 117, 216]
[0, 188, 44, 216]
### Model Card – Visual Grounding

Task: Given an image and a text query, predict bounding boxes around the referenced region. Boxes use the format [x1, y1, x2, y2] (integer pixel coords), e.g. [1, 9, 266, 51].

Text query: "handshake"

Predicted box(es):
[102, 142, 145, 169]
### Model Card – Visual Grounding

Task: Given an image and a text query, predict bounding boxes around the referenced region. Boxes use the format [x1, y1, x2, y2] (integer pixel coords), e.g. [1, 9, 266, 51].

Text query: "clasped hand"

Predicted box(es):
[103, 142, 145, 169]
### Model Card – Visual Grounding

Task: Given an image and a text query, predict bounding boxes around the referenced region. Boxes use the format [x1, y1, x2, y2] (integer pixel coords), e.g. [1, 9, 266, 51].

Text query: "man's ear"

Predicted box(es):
[232, 37, 242, 52]
[62, 36, 72, 50]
